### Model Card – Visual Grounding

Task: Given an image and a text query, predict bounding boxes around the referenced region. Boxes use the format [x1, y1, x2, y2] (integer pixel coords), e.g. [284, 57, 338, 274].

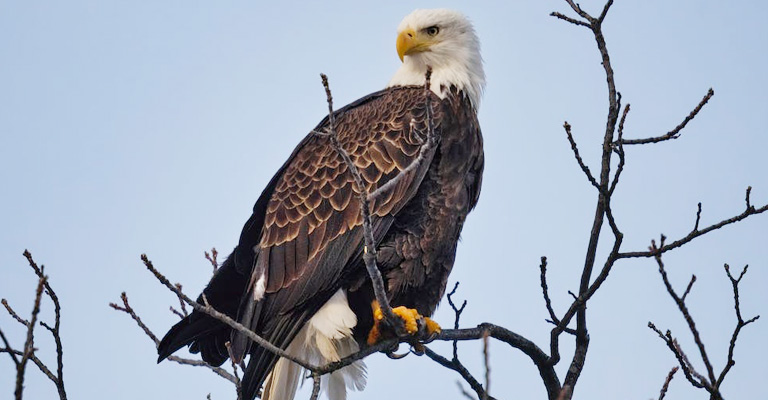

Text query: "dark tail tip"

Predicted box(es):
[157, 316, 192, 363]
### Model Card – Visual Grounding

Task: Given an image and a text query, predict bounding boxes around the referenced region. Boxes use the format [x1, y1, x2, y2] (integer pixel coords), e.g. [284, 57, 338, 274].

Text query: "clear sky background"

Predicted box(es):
[1, 1, 766, 399]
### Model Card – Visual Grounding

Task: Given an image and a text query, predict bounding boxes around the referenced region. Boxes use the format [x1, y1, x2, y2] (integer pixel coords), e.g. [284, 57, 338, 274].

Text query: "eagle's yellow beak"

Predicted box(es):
[397, 28, 431, 62]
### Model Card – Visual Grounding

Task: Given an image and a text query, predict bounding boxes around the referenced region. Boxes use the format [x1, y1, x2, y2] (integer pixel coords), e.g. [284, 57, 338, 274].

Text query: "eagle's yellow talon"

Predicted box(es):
[424, 317, 441, 336]
[392, 306, 420, 334]
[367, 300, 439, 346]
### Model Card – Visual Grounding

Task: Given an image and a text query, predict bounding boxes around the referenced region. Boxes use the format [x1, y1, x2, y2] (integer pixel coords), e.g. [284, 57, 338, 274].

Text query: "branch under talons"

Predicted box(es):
[619, 88, 714, 145]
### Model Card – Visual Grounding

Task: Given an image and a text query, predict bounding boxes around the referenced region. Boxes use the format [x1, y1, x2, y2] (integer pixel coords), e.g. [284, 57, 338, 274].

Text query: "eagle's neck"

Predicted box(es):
[387, 50, 484, 109]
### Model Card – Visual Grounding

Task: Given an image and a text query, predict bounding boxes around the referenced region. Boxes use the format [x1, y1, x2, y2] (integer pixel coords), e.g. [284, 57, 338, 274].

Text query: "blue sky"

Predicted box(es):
[1, 1, 766, 399]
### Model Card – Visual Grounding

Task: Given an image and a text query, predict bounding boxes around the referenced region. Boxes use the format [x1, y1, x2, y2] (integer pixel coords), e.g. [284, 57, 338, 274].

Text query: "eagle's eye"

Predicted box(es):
[425, 26, 440, 37]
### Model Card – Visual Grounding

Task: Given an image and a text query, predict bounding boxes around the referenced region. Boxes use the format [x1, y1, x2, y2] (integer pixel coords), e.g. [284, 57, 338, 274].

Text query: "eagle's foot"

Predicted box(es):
[366, 301, 442, 347]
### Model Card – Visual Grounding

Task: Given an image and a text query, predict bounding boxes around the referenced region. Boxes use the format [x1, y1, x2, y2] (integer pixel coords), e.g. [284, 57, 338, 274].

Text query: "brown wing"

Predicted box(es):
[230, 86, 442, 361]
[256, 86, 439, 295]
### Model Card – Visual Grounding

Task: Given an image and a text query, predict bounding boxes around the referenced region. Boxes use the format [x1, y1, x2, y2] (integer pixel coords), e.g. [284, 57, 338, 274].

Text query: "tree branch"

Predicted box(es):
[657, 366, 678, 400]
[618, 196, 768, 259]
[318, 73, 397, 326]
[15, 272, 46, 400]
[620, 89, 714, 145]
[648, 252, 759, 399]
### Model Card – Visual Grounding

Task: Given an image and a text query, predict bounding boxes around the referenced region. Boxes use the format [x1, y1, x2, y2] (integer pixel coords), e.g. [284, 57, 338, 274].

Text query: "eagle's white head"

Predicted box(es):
[388, 9, 485, 108]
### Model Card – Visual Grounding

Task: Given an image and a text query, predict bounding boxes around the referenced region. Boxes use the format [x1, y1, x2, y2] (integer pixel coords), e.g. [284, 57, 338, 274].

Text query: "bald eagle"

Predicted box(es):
[158, 9, 485, 400]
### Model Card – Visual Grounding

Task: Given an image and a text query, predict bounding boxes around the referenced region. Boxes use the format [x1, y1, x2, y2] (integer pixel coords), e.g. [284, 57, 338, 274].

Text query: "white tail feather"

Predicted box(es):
[262, 290, 367, 400]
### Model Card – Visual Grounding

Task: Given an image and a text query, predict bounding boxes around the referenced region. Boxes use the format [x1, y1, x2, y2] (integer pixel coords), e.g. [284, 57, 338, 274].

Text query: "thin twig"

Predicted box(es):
[446, 282, 467, 359]
[620, 89, 714, 145]
[109, 292, 238, 384]
[648, 322, 705, 388]
[563, 122, 600, 190]
[539, 257, 576, 335]
[609, 103, 629, 195]
[658, 367, 678, 400]
[618, 201, 768, 259]
[22, 250, 67, 398]
[0, 329, 20, 366]
[2, 299, 29, 327]
[482, 330, 490, 400]
[456, 381, 476, 400]
[652, 246, 716, 385]
[424, 347, 496, 400]
[716, 264, 760, 388]
[205, 248, 219, 273]
[141, 254, 313, 370]
[319, 73, 397, 325]
[549, 12, 590, 27]
[16, 274, 46, 400]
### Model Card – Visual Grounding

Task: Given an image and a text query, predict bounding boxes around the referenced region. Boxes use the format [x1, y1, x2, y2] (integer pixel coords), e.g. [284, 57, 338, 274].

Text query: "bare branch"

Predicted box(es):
[205, 248, 219, 273]
[424, 347, 496, 400]
[681, 275, 696, 303]
[173, 283, 189, 318]
[716, 264, 760, 388]
[0, 329, 20, 366]
[597, 0, 614, 23]
[550, 2, 623, 393]
[539, 257, 576, 335]
[657, 366, 678, 400]
[318, 73, 396, 326]
[23, 250, 66, 399]
[618, 200, 768, 259]
[482, 330, 490, 400]
[620, 88, 714, 145]
[2, 299, 29, 327]
[649, 255, 759, 399]
[456, 381, 476, 400]
[16, 273, 46, 400]
[563, 122, 600, 190]
[446, 282, 468, 359]
[140, 254, 314, 371]
[648, 322, 706, 388]
[652, 248, 716, 385]
[109, 291, 238, 384]
[609, 103, 629, 195]
[549, 12, 590, 27]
